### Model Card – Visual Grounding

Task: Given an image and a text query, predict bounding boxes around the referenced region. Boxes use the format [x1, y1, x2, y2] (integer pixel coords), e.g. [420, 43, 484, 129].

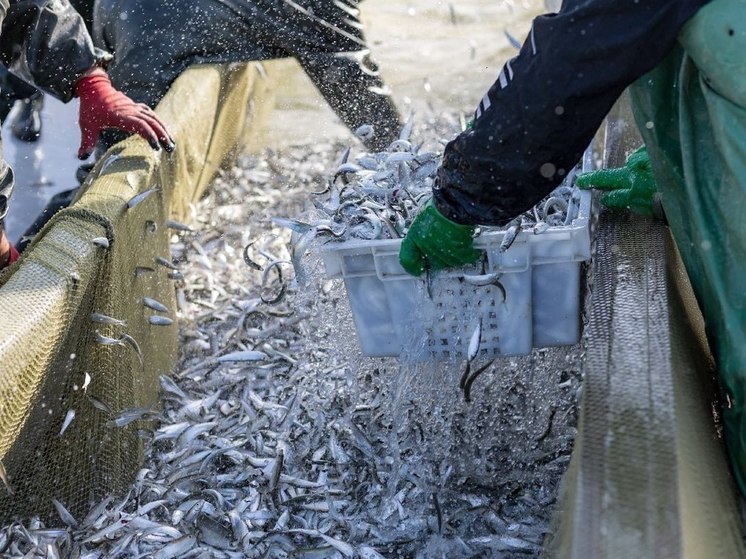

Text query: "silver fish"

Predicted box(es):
[134, 266, 157, 277]
[59, 409, 75, 436]
[164, 219, 194, 232]
[51, 498, 78, 528]
[90, 313, 127, 327]
[0, 460, 13, 495]
[216, 350, 268, 363]
[499, 223, 521, 253]
[87, 395, 113, 415]
[467, 320, 482, 362]
[143, 297, 169, 313]
[149, 315, 174, 326]
[126, 186, 160, 209]
[155, 256, 180, 270]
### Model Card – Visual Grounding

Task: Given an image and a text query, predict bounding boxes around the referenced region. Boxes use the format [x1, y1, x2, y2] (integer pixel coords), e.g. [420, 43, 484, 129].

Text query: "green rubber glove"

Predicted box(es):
[576, 145, 658, 217]
[399, 199, 481, 276]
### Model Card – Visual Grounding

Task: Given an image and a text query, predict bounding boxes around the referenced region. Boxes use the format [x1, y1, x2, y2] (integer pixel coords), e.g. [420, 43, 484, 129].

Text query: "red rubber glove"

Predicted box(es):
[0, 241, 18, 270]
[74, 68, 175, 159]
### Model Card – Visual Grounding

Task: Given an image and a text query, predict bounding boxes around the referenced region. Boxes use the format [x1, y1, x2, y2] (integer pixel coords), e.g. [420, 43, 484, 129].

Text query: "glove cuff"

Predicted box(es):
[74, 70, 113, 100]
[426, 199, 476, 234]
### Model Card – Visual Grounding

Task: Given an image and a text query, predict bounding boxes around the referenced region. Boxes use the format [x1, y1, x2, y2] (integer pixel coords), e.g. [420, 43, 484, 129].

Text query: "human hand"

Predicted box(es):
[575, 145, 657, 217]
[399, 199, 481, 276]
[74, 68, 175, 159]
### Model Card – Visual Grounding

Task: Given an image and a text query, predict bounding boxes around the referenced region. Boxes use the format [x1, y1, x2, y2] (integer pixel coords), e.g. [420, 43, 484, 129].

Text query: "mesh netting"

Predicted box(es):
[0, 62, 273, 523]
[545, 98, 746, 558]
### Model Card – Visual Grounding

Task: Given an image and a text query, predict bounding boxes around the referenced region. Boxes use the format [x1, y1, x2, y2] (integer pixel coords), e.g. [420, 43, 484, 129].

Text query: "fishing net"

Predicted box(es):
[545, 92, 746, 558]
[0, 62, 276, 523]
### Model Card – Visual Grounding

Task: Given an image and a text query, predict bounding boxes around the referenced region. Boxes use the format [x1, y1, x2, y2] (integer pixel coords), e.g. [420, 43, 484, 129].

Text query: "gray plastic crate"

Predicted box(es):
[319, 167, 593, 360]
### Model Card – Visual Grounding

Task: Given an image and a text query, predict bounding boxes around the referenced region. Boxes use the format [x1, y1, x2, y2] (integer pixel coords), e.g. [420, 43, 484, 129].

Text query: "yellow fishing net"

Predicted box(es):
[0, 62, 276, 522]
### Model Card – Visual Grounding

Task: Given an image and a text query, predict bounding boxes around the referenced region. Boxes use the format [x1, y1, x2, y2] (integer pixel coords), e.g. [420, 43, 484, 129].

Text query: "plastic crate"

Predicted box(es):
[319, 171, 593, 360]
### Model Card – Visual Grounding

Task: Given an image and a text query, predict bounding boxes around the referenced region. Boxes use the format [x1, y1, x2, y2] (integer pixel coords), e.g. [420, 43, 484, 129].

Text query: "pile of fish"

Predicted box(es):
[273, 118, 580, 262]
[0, 114, 584, 558]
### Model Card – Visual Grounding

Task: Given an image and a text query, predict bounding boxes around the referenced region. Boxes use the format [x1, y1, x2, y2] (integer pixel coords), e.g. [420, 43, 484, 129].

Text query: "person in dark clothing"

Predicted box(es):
[92, 0, 401, 153]
[0, 0, 175, 270]
[0, 65, 43, 142]
[0, 0, 96, 143]
[400, 0, 712, 275]
[400, 0, 746, 497]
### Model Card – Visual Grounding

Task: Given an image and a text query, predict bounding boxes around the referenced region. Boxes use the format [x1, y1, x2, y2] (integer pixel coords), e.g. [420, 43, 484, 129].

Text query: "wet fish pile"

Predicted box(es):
[274, 118, 579, 257]
[0, 114, 583, 558]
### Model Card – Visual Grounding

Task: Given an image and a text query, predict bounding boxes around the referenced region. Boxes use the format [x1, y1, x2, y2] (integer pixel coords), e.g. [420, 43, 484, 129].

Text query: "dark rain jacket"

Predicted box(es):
[94, 0, 401, 151]
[0, 0, 98, 220]
[433, 0, 714, 226]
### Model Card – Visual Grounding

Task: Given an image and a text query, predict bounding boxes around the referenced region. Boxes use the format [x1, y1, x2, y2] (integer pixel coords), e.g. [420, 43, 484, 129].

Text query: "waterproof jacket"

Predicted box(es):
[0, 0, 97, 220]
[94, 0, 400, 151]
[433, 0, 714, 226]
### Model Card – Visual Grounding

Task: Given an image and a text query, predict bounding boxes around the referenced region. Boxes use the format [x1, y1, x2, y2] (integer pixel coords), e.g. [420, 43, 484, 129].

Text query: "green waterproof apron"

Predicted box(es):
[629, 0, 746, 493]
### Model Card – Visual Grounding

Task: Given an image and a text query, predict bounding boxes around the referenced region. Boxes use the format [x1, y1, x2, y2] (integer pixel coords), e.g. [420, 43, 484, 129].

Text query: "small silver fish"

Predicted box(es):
[164, 219, 194, 232]
[95, 332, 125, 346]
[91, 313, 127, 327]
[462, 273, 502, 287]
[99, 154, 121, 174]
[51, 498, 78, 528]
[467, 320, 482, 362]
[216, 350, 268, 363]
[504, 29, 522, 50]
[134, 266, 157, 277]
[126, 186, 160, 210]
[82, 372, 91, 393]
[143, 297, 169, 313]
[149, 315, 173, 326]
[59, 409, 75, 436]
[155, 256, 179, 270]
[499, 223, 520, 252]
[91, 236, 110, 248]
[354, 124, 375, 142]
[109, 407, 158, 428]
[0, 460, 14, 495]
[88, 395, 113, 415]
[121, 333, 144, 365]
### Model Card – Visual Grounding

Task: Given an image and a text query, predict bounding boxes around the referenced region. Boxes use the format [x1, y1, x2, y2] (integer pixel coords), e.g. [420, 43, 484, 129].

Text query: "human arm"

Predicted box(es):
[432, 0, 712, 227]
[1, 0, 100, 101]
[1, 0, 174, 157]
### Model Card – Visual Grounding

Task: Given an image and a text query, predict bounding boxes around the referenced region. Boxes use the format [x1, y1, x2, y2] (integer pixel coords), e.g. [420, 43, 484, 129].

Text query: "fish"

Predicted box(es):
[90, 312, 127, 327]
[216, 350, 268, 363]
[143, 297, 170, 313]
[467, 320, 482, 362]
[155, 256, 180, 270]
[51, 498, 78, 528]
[0, 460, 13, 495]
[499, 223, 521, 252]
[504, 29, 522, 49]
[82, 371, 91, 393]
[463, 359, 496, 403]
[149, 316, 174, 326]
[87, 394, 113, 415]
[126, 186, 160, 209]
[91, 236, 110, 248]
[165, 219, 194, 232]
[59, 409, 75, 436]
[134, 266, 157, 277]
[109, 407, 159, 428]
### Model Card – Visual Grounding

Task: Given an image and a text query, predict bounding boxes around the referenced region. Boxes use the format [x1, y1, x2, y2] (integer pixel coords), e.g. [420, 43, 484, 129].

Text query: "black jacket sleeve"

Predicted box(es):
[1, 0, 97, 101]
[433, 0, 712, 226]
